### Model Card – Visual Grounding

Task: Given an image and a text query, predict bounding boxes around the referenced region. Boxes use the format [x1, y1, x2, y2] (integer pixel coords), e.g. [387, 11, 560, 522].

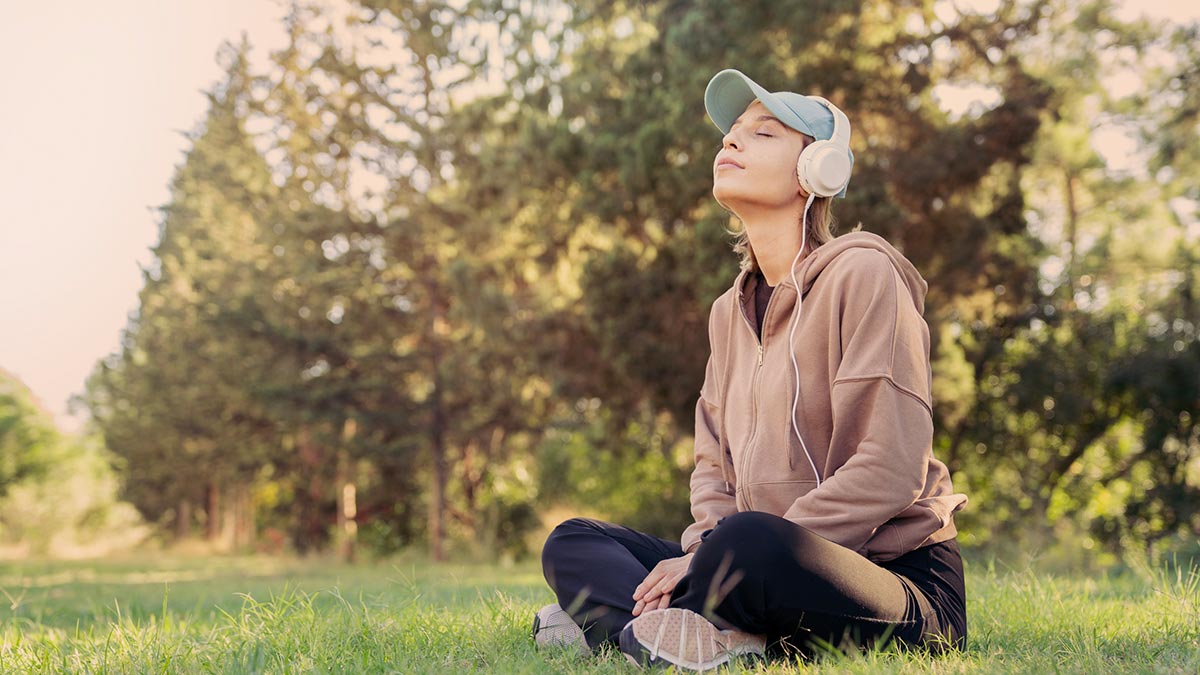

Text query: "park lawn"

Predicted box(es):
[0, 554, 1196, 674]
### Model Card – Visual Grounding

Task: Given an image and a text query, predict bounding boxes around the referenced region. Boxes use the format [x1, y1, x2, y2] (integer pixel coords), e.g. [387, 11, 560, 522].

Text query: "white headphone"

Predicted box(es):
[787, 194, 822, 487]
[786, 96, 850, 487]
[795, 96, 852, 199]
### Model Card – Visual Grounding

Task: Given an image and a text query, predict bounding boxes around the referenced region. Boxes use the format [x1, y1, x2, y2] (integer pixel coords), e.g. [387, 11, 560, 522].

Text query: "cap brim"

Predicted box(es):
[704, 69, 818, 138]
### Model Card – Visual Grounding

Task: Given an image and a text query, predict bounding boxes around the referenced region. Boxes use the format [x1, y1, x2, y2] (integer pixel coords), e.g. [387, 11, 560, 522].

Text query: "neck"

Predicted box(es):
[740, 202, 809, 287]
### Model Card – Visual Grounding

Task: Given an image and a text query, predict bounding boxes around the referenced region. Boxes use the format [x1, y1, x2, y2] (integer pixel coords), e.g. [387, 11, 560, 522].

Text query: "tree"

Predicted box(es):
[84, 39, 282, 547]
[0, 368, 56, 498]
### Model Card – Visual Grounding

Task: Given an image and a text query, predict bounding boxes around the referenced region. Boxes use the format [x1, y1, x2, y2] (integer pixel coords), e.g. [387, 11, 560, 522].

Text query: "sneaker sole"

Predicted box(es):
[532, 604, 589, 655]
[619, 607, 763, 672]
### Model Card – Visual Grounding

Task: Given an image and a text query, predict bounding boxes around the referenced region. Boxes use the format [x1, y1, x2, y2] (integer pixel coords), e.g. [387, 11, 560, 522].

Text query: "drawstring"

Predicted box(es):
[721, 446, 732, 494]
[788, 194, 822, 485]
[787, 336, 796, 473]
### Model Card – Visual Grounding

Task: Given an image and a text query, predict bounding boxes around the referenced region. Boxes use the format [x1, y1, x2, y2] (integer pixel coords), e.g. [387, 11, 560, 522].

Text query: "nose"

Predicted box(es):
[721, 128, 741, 151]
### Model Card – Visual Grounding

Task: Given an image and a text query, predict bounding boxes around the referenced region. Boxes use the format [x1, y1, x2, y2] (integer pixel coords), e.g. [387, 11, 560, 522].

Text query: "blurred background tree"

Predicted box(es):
[0, 369, 145, 556]
[1, 368, 56, 498]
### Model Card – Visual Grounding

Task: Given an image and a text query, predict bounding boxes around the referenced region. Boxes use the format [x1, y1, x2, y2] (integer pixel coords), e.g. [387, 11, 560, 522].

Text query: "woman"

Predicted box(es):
[532, 69, 968, 671]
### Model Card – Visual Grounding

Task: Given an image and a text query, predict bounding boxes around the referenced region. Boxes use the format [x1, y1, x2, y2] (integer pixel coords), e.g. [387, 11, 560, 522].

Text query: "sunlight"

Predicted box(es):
[931, 82, 1004, 120]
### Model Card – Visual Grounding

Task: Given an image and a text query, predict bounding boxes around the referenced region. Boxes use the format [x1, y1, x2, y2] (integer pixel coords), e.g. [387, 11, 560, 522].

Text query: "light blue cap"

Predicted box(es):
[704, 69, 854, 198]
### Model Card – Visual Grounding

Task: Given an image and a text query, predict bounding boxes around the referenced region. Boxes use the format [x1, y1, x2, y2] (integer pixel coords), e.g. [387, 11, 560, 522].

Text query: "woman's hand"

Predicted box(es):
[632, 552, 694, 616]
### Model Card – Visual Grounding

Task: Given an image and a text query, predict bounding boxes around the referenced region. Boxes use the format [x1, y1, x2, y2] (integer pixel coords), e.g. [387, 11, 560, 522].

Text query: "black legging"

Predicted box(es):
[540, 511, 966, 654]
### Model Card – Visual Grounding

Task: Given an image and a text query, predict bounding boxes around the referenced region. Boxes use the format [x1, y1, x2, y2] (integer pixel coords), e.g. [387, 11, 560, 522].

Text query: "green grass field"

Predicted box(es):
[0, 554, 1196, 674]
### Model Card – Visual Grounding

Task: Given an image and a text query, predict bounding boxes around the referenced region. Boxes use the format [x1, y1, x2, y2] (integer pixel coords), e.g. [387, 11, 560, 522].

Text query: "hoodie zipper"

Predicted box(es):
[737, 280, 780, 509]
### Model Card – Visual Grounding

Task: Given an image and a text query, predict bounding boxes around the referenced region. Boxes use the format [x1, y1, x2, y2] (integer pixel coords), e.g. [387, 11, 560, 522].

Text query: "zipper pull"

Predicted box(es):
[757, 344, 763, 366]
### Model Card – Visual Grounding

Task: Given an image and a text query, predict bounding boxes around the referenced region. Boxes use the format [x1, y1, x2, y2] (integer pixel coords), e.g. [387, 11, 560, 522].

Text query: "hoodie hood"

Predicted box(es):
[737, 231, 928, 316]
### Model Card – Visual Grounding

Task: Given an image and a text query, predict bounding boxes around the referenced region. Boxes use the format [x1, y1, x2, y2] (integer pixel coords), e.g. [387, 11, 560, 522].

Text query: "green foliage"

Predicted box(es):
[0, 433, 147, 557]
[0, 369, 56, 495]
[536, 403, 693, 540]
[0, 370, 145, 556]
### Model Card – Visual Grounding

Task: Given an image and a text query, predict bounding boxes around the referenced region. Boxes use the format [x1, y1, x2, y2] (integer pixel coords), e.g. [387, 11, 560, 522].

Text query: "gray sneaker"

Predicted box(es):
[619, 607, 765, 671]
[531, 603, 590, 655]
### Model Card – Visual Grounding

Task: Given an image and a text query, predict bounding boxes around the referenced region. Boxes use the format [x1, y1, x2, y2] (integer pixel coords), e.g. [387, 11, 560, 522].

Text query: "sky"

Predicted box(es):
[0, 1, 289, 432]
[0, 0, 1196, 435]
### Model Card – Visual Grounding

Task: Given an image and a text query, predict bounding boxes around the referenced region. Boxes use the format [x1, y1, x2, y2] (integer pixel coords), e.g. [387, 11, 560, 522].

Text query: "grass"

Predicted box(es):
[0, 554, 1196, 673]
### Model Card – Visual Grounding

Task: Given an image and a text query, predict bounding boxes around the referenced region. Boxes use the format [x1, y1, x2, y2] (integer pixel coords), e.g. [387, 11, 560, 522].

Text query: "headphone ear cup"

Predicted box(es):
[796, 141, 822, 196]
[797, 140, 851, 198]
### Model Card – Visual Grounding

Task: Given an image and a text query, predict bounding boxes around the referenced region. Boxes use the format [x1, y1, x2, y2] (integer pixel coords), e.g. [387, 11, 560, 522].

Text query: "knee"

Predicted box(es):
[693, 511, 793, 572]
[541, 517, 597, 572]
[702, 511, 785, 550]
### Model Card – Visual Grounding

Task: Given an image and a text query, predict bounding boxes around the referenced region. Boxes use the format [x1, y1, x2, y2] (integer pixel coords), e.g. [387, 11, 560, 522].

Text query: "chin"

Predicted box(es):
[712, 181, 743, 206]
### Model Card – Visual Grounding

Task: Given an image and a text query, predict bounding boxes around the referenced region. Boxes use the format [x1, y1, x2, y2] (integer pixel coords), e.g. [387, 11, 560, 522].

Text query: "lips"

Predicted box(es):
[716, 157, 744, 170]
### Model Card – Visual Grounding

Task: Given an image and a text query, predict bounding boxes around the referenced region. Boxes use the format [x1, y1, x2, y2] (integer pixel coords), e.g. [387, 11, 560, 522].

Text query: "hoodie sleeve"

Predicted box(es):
[681, 305, 738, 554]
[781, 249, 934, 555]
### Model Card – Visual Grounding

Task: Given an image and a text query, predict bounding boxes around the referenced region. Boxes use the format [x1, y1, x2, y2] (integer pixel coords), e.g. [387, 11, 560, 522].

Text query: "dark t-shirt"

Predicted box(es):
[754, 269, 775, 339]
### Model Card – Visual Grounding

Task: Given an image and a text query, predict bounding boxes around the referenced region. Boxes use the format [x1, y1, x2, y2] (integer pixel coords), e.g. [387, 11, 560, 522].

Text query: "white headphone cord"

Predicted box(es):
[789, 193, 822, 487]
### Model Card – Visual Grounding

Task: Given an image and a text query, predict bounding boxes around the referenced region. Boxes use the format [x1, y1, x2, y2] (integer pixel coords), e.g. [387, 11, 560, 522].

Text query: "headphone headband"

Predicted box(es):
[804, 96, 850, 150]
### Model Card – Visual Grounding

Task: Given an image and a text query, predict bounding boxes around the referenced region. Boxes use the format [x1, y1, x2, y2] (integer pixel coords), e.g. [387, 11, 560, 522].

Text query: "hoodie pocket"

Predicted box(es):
[741, 480, 818, 516]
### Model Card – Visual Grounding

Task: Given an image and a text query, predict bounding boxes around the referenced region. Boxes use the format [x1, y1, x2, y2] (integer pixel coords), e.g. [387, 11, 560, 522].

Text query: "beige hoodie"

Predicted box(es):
[681, 231, 967, 562]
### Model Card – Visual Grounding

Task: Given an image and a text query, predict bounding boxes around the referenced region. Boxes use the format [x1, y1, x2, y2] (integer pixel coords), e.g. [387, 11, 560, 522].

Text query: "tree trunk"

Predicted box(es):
[1064, 169, 1079, 304]
[206, 482, 221, 542]
[336, 418, 358, 563]
[416, 53, 453, 564]
[292, 426, 329, 553]
[176, 498, 192, 540]
[235, 483, 255, 550]
[430, 412, 447, 562]
[429, 291, 448, 562]
[222, 490, 237, 550]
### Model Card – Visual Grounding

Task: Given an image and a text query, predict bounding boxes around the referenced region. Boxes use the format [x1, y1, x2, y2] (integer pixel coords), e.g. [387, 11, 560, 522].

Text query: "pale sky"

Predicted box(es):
[0, 1, 1195, 435]
[0, 1, 289, 432]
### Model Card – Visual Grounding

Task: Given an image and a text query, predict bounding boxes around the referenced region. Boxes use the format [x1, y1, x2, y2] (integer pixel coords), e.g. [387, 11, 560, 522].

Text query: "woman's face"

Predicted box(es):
[712, 99, 812, 212]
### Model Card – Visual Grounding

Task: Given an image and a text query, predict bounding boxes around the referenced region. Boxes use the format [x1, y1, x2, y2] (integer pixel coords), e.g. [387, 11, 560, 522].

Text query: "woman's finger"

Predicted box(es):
[639, 583, 663, 608]
[657, 568, 685, 594]
[635, 557, 691, 604]
[634, 569, 664, 600]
